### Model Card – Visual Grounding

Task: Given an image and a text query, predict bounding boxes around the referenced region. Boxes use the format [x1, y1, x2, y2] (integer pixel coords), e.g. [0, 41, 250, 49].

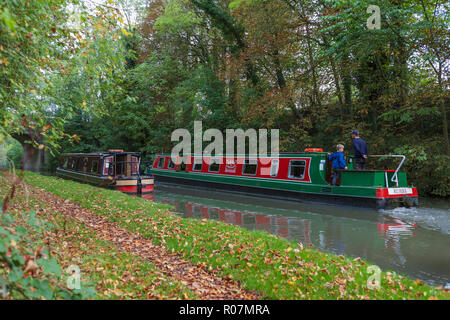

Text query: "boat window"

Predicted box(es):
[208, 158, 220, 172]
[82, 157, 89, 172]
[288, 160, 306, 179]
[62, 157, 68, 169]
[176, 156, 188, 172]
[91, 160, 99, 174]
[242, 159, 258, 175]
[131, 156, 138, 174]
[157, 157, 165, 168]
[103, 156, 113, 175]
[168, 158, 175, 169]
[71, 157, 77, 170]
[270, 159, 279, 177]
[192, 158, 203, 171]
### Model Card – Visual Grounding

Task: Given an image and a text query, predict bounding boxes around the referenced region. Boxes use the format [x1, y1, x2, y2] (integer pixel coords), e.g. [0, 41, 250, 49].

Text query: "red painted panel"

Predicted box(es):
[201, 206, 209, 219]
[185, 203, 194, 216]
[277, 226, 289, 238]
[376, 187, 418, 198]
[141, 193, 154, 201]
[184, 155, 311, 183]
[218, 209, 227, 221]
[141, 185, 154, 193]
[116, 185, 154, 193]
[234, 211, 243, 225]
[116, 186, 138, 193]
[131, 156, 138, 174]
[275, 217, 288, 226]
[255, 214, 271, 226]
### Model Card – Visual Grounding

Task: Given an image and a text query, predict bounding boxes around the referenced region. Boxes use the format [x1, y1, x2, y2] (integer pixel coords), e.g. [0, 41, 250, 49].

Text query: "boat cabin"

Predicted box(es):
[150, 150, 418, 209]
[57, 150, 153, 194]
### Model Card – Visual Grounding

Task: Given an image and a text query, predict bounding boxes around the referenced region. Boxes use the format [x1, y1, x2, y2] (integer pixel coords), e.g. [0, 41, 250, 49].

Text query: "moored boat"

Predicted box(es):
[149, 150, 418, 210]
[56, 150, 153, 194]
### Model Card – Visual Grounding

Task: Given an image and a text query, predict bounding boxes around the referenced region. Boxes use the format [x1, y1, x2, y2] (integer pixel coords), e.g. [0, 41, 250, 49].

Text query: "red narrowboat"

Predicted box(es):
[149, 151, 418, 210]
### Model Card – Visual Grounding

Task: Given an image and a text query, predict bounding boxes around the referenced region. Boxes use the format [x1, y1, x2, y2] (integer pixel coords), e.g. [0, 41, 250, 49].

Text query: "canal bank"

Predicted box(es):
[143, 185, 450, 287]
[11, 172, 450, 299]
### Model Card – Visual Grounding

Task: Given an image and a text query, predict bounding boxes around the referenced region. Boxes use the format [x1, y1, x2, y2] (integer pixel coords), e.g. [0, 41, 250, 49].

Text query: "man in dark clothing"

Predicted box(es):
[351, 130, 368, 170]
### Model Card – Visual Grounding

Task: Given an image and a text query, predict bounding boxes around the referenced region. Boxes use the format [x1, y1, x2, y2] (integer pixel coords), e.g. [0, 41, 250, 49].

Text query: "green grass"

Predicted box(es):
[0, 173, 197, 300]
[19, 172, 450, 299]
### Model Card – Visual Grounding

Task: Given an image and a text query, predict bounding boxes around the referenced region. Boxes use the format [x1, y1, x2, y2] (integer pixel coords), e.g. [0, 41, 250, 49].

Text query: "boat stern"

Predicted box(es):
[114, 177, 154, 194]
[376, 187, 419, 209]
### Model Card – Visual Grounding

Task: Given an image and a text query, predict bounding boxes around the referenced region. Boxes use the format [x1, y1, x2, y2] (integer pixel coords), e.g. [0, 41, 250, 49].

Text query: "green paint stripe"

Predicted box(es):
[151, 169, 378, 199]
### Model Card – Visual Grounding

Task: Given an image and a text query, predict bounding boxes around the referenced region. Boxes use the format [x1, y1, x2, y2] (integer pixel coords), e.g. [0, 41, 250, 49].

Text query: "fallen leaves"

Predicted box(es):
[23, 259, 39, 275]
[6, 171, 450, 301]
[7, 179, 258, 300]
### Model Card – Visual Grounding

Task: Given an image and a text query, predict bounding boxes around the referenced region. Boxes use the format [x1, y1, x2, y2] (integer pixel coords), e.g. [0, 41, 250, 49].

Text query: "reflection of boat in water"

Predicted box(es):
[146, 185, 417, 246]
[150, 152, 418, 209]
[146, 183, 384, 222]
[166, 200, 313, 244]
[377, 218, 417, 237]
[140, 186, 450, 286]
[377, 218, 418, 267]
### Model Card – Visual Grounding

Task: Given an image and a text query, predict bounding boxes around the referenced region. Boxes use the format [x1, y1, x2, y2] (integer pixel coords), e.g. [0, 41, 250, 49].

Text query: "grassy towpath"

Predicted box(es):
[3, 171, 450, 300]
[0, 171, 257, 299]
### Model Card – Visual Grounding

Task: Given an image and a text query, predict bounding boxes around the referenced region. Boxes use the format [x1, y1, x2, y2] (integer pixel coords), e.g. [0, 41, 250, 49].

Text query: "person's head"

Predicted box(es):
[336, 144, 344, 152]
[351, 129, 359, 139]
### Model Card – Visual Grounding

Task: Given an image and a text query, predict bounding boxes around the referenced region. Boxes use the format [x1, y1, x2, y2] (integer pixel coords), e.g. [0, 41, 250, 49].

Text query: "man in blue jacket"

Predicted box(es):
[328, 144, 347, 186]
[351, 130, 369, 170]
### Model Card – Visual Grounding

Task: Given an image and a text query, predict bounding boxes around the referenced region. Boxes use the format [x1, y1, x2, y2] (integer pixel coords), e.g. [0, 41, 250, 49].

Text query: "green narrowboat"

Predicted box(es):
[149, 150, 418, 210]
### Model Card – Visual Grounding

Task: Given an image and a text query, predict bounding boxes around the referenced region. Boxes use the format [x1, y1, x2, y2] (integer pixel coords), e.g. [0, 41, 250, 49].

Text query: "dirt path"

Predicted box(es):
[6, 176, 260, 300]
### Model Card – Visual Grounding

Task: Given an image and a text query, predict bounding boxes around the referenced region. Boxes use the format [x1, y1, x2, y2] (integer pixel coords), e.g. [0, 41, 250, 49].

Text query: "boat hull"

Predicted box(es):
[152, 174, 418, 210]
[56, 168, 153, 194]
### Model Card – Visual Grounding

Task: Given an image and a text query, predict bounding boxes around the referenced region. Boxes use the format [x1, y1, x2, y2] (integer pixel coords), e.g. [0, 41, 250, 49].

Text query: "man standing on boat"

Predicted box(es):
[351, 130, 369, 170]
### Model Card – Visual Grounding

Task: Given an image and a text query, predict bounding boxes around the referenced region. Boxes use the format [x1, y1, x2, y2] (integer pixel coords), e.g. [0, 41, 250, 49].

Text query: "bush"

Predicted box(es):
[394, 145, 449, 197]
[0, 208, 96, 299]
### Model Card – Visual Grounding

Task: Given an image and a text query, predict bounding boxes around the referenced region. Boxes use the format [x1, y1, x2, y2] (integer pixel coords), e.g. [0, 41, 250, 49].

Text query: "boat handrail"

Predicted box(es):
[368, 155, 406, 187]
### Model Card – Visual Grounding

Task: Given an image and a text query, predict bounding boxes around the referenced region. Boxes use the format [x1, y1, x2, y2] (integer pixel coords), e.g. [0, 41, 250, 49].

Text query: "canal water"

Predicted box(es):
[140, 186, 450, 287]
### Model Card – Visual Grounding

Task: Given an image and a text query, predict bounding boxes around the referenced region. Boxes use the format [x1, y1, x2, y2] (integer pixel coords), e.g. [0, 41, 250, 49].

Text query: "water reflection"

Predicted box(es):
[140, 187, 450, 286]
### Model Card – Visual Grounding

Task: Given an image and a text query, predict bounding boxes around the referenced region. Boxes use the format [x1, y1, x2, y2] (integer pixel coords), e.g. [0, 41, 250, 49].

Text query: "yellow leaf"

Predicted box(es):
[120, 28, 131, 36]
[413, 279, 423, 286]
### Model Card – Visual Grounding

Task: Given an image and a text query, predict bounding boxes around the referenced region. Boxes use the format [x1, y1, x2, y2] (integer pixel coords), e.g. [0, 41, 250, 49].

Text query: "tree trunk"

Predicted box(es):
[341, 55, 352, 115]
[22, 142, 44, 172]
[438, 75, 449, 156]
[10, 132, 45, 172]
